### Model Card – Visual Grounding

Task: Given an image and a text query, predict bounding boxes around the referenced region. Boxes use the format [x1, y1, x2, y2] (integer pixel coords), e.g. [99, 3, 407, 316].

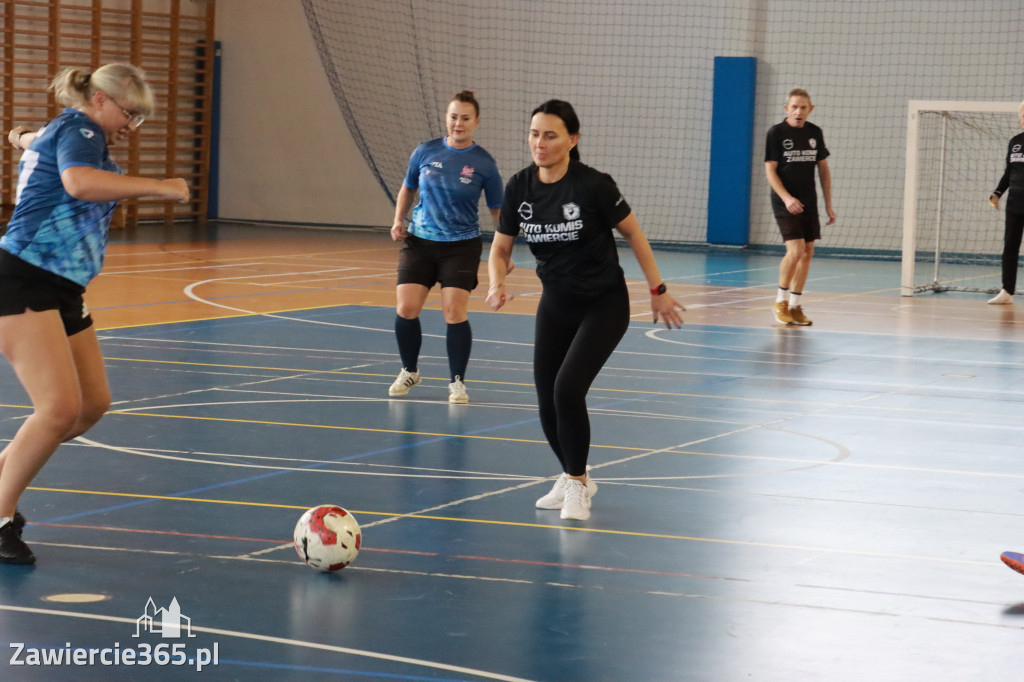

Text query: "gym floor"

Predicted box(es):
[0, 223, 1020, 681]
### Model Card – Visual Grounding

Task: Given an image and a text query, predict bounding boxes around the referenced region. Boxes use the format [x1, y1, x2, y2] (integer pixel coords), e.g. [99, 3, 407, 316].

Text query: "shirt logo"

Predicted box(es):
[782, 139, 794, 150]
[461, 166, 474, 177]
[562, 203, 580, 220]
[80, 128, 95, 139]
[429, 161, 443, 169]
[809, 139, 817, 149]
[518, 202, 533, 220]
[1015, 144, 1021, 153]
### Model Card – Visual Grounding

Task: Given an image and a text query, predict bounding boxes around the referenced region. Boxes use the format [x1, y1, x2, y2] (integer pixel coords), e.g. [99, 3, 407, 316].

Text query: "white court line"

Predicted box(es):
[182, 276, 537, 345]
[0, 604, 535, 682]
[73, 436, 544, 481]
[94, 343, 1024, 423]
[101, 262, 269, 275]
[104, 247, 214, 257]
[642, 326, 1024, 365]
[252, 271, 392, 287]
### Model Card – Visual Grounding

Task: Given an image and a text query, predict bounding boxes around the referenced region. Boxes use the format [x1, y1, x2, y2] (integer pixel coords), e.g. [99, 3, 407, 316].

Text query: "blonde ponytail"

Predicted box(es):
[48, 63, 154, 117]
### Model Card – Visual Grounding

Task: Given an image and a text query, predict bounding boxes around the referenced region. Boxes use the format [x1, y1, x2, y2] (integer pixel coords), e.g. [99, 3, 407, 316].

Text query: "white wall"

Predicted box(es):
[215, 1, 1024, 250]
[214, 0, 393, 226]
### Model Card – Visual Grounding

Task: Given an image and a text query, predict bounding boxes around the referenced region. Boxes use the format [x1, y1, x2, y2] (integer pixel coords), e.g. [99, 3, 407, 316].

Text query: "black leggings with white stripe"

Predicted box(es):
[533, 279, 630, 477]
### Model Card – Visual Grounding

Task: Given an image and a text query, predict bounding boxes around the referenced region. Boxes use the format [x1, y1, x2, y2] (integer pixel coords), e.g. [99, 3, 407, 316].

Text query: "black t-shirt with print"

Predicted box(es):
[994, 131, 1024, 214]
[498, 160, 632, 297]
[765, 119, 830, 218]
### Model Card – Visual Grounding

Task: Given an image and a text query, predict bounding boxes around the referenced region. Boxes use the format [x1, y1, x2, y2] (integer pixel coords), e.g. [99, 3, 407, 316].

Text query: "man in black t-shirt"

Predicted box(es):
[765, 88, 835, 326]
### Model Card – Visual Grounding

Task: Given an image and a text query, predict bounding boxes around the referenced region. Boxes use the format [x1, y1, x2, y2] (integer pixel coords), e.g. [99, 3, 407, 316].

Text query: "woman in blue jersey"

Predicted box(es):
[389, 90, 504, 404]
[486, 100, 684, 521]
[0, 64, 190, 564]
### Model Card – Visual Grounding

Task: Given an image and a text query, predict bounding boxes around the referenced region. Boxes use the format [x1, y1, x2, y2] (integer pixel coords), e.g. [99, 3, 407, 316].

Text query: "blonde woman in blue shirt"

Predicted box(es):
[0, 64, 189, 564]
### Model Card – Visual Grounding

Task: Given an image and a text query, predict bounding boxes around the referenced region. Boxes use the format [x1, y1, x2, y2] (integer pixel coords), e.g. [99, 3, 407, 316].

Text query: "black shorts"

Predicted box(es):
[0, 250, 93, 336]
[776, 214, 821, 242]
[397, 234, 482, 291]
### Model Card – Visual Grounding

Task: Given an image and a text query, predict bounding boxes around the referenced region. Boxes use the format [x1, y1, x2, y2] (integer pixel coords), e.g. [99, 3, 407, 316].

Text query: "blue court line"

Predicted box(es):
[41, 315, 677, 525]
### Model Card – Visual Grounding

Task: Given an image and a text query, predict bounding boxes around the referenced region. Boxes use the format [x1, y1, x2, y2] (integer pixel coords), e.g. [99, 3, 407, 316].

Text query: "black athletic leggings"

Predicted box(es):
[534, 279, 630, 477]
[1001, 209, 1024, 294]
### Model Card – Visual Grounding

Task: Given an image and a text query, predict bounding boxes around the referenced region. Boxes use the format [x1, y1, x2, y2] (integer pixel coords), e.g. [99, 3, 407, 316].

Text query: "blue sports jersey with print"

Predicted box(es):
[1, 108, 120, 287]
[403, 138, 503, 242]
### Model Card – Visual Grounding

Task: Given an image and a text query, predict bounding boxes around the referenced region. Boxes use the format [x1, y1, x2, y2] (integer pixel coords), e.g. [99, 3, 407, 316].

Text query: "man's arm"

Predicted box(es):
[817, 159, 835, 225]
[765, 161, 803, 214]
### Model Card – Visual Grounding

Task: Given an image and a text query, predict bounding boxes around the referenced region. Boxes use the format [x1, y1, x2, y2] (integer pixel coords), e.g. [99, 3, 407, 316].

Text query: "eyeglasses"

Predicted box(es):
[103, 93, 145, 128]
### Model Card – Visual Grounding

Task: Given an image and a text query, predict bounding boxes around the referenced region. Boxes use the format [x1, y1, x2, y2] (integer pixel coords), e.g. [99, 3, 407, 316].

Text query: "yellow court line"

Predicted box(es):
[103, 356, 534, 385]
[105, 410, 652, 452]
[27, 486, 988, 565]
[102, 356, 834, 404]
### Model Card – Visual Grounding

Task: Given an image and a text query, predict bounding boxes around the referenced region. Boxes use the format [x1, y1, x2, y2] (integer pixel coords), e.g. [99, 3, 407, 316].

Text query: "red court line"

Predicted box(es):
[28, 522, 441, 555]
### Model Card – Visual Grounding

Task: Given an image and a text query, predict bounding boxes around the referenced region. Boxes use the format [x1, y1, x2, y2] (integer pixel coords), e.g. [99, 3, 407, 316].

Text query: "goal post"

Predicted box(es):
[901, 100, 1020, 296]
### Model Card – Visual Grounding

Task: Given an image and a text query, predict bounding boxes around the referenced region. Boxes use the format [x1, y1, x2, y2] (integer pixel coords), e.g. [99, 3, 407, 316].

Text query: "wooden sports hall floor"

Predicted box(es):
[0, 222, 1021, 681]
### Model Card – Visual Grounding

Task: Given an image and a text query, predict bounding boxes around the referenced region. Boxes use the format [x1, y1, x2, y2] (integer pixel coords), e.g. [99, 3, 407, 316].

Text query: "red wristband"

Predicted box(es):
[650, 283, 667, 296]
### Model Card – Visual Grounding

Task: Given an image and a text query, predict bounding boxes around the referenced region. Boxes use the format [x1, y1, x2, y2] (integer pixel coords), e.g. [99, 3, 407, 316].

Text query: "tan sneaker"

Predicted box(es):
[773, 301, 793, 324]
[789, 304, 812, 326]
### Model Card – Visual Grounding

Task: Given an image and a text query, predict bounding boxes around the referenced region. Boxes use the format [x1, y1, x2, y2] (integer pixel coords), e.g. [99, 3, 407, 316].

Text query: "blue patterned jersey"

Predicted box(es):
[403, 138, 503, 242]
[1, 108, 120, 287]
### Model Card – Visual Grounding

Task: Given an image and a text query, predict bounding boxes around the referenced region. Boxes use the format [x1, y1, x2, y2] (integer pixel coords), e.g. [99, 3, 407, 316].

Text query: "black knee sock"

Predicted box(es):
[446, 320, 472, 381]
[395, 316, 421, 372]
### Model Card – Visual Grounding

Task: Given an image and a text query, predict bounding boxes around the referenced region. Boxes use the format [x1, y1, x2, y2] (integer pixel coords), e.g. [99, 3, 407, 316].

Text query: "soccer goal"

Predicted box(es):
[901, 100, 1020, 296]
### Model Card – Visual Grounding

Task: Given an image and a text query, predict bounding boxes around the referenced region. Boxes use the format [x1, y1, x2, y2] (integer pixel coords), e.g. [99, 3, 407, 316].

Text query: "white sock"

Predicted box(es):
[776, 287, 789, 303]
[789, 291, 802, 307]
[0, 516, 12, 530]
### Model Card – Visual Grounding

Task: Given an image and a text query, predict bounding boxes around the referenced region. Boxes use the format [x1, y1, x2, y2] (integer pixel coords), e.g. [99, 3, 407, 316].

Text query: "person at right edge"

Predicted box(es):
[986, 100, 1024, 305]
[764, 87, 835, 326]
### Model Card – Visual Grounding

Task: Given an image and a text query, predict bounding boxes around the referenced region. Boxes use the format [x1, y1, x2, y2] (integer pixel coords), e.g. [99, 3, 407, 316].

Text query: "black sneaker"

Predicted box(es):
[0, 521, 35, 564]
[12, 510, 25, 537]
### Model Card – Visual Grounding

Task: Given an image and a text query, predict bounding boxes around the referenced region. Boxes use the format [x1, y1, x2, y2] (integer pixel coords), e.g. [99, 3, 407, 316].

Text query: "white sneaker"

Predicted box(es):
[560, 479, 592, 520]
[535, 469, 598, 509]
[448, 376, 468, 404]
[388, 368, 421, 396]
[988, 289, 1013, 305]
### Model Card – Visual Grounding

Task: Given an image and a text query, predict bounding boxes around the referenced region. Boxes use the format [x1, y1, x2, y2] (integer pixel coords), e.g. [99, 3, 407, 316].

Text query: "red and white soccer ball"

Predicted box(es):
[293, 505, 361, 572]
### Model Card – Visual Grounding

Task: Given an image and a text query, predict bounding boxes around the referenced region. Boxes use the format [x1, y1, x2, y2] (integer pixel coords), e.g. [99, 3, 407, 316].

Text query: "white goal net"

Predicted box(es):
[902, 101, 1021, 295]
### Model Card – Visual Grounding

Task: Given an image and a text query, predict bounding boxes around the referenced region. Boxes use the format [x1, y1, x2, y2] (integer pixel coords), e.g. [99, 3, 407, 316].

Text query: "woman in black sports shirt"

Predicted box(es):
[987, 100, 1024, 305]
[486, 100, 684, 521]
